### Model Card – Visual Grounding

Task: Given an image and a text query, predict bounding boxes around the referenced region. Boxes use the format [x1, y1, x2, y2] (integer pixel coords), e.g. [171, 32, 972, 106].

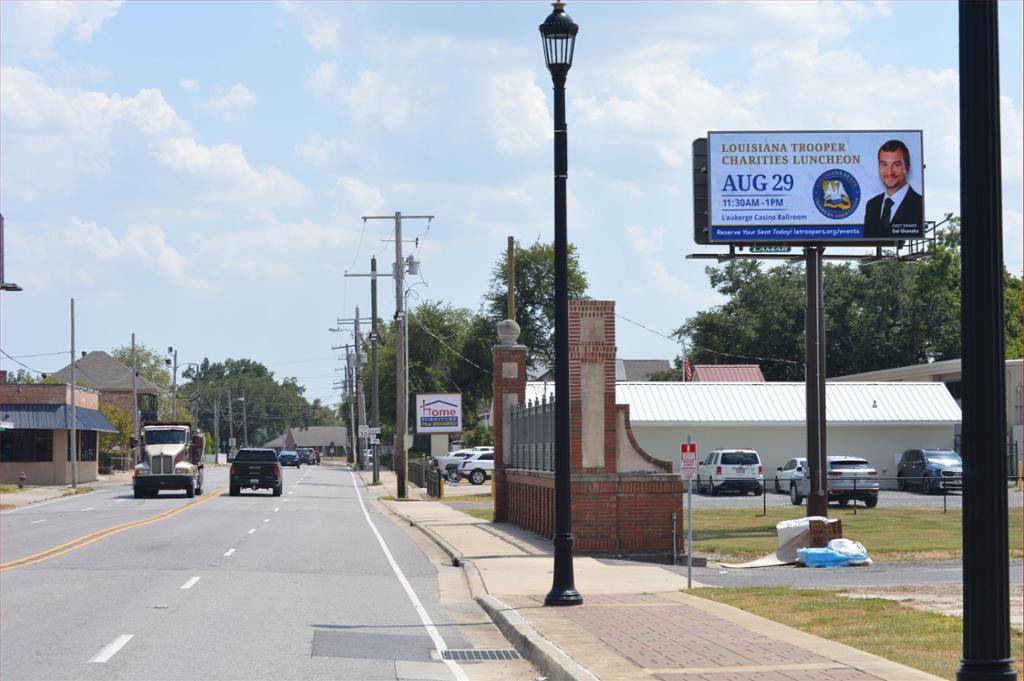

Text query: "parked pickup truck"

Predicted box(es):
[230, 448, 282, 496]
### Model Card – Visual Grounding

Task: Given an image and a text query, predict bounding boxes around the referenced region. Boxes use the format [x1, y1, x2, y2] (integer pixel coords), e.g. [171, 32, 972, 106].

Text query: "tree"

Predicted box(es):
[109, 344, 189, 421]
[670, 221, 1022, 378]
[483, 239, 589, 369]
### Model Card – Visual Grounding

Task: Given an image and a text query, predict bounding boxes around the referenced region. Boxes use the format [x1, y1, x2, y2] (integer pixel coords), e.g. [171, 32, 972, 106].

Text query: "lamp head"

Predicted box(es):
[539, 2, 578, 79]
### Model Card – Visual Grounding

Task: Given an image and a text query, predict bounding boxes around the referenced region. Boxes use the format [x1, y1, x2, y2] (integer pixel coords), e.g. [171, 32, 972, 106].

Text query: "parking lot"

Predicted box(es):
[686, 484, 1022, 510]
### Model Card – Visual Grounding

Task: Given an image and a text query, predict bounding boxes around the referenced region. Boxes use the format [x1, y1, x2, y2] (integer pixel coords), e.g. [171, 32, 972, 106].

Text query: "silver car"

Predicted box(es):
[773, 457, 807, 494]
[789, 455, 879, 508]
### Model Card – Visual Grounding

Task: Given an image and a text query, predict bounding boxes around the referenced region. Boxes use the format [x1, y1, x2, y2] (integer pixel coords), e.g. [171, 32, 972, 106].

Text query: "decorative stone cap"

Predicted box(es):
[497, 319, 521, 345]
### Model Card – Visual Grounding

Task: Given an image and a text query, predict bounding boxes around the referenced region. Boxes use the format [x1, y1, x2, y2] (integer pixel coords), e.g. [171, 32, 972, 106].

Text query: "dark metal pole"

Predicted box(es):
[371, 257, 380, 484]
[957, 3, 1015, 679]
[545, 70, 581, 607]
[805, 247, 828, 517]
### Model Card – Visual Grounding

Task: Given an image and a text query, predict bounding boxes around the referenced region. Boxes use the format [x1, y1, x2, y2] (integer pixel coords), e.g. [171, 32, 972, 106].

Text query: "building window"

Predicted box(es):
[66, 431, 98, 462]
[0, 430, 54, 462]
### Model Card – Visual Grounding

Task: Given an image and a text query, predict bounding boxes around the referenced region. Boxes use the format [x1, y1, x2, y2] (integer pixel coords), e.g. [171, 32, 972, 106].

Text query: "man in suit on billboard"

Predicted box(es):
[863, 139, 923, 239]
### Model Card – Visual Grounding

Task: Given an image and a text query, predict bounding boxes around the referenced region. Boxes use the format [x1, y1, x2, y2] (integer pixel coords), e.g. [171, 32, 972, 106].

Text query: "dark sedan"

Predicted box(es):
[278, 450, 301, 468]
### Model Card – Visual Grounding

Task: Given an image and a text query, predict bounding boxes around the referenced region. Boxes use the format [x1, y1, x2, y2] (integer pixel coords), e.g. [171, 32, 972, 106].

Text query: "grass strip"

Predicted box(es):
[692, 587, 1022, 680]
[690, 507, 1023, 561]
[61, 486, 93, 496]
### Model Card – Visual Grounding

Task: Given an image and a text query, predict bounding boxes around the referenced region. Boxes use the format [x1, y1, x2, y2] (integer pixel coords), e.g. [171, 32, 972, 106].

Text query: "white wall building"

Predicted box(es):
[526, 380, 961, 489]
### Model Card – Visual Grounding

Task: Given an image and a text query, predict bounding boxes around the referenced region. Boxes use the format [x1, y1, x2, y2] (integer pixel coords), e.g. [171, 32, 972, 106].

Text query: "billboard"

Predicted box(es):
[415, 393, 463, 434]
[703, 130, 924, 244]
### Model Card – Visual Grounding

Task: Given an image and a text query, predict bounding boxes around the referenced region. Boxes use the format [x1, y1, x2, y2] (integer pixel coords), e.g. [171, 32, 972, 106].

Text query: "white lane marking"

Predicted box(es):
[30, 519, 47, 524]
[283, 499, 289, 502]
[263, 518, 270, 523]
[180, 577, 201, 590]
[273, 507, 280, 512]
[82, 507, 94, 512]
[89, 634, 133, 663]
[287, 492, 293, 495]
[116, 499, 127, 503]
[223, 548, 235, 557]
[349, 471, 469, 681]
[248, 529, 256, 535]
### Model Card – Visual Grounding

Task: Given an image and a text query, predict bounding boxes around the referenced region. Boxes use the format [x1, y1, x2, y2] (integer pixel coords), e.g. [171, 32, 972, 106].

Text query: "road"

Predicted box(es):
[0, 463, 536, 681]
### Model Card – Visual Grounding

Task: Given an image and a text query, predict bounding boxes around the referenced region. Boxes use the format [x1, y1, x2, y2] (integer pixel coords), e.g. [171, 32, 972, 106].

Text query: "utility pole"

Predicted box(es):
[131, 332, 139, 467]
[344, 258, 389, 484]
[354, 307, 364, 469]
[170, 348, 178, 419]
[360, 212, 433, 499]
[240, 391, 248, 447]
[346, 348, 356, 463]
[70, 298, 78, 489]
[370, 257, 380, 484]
[228, 388, 234, 452]
[213, 391, 220, 459]
[507, 236, 516, 319]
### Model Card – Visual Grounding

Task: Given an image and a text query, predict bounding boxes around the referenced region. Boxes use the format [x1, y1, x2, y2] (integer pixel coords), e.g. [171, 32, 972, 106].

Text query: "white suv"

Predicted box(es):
[696, 449, 764, 496]
[458, 451, 494, 485]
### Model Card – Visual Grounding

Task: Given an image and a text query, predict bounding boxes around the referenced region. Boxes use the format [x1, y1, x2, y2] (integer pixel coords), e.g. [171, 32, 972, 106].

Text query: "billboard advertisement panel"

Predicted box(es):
[415, 393, 463, 434]
[706, 130, 924, 243]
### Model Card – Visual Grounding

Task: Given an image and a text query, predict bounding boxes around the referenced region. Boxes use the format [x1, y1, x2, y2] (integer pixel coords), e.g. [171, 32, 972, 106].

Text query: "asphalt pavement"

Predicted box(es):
[0, 463, 539, 681]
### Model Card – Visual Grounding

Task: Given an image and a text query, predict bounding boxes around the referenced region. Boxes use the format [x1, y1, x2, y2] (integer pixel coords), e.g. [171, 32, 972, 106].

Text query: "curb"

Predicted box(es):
[375, 496, 593, 681]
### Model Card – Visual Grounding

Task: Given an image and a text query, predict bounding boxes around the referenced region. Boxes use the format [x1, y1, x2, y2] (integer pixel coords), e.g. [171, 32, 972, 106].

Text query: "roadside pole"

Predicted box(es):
[131, 332, 139, 468]
[679, 440, 698, 590]
[70, 298, 77, 489]
[371, 258, 380, 484]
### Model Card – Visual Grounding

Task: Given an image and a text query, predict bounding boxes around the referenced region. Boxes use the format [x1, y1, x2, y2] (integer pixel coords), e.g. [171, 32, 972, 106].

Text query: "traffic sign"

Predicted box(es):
[359, 425, 382, 437]
[679, 442, 698, 480]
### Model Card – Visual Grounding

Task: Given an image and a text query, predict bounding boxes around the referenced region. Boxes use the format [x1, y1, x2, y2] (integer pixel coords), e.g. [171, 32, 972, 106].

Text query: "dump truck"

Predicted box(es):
[132, 421, 205, 498]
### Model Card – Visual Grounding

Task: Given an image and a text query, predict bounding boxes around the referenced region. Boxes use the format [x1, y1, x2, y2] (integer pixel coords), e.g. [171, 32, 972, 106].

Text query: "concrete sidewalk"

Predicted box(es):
[362, 470, 942, 681]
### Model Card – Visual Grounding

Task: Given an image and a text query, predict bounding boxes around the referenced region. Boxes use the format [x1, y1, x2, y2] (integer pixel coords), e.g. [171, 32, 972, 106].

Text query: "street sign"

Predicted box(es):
[359, 425, 382, 437]
[679, 442, 698, 480]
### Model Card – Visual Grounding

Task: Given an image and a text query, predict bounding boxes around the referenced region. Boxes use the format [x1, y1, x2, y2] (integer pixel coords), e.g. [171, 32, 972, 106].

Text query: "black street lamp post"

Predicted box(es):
[539, 1, 582, 608]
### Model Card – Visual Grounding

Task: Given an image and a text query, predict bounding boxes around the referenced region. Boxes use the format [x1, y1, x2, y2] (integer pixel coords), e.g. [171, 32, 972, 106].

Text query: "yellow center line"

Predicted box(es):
[0, 486, 228, 571]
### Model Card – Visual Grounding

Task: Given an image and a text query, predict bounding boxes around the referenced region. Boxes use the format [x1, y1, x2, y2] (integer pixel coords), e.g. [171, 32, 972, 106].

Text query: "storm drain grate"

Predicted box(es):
[441, 649, 521, 661]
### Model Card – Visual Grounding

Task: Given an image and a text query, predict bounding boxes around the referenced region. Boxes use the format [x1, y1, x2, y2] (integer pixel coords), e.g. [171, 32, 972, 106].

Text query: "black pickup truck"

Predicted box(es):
[229, 448, 282, 496]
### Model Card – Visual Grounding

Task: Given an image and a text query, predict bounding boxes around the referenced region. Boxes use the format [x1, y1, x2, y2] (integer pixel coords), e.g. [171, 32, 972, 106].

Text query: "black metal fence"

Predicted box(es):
[408, 459, 443, 498]
[508, 396, 555, 471]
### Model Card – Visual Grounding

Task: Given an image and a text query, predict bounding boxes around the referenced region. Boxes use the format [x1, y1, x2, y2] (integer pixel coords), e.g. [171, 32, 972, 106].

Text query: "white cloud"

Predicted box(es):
[156, 137, 308, 206]
[1002, 95, 1023, 184]
[626, 225, 691, 299]
[332, 177, 384, 215]
[488, 70, 551, 155]
[279, 1, 343, 53]
[179, 78, 200, 92]
[197, 83, 256, 121]
[295, 133, 357, 167]
[748, 1, 890, 45]
[1, 1, 123, 60]
[305, 61, 338, 97]
[1005, 209, 1023, 277]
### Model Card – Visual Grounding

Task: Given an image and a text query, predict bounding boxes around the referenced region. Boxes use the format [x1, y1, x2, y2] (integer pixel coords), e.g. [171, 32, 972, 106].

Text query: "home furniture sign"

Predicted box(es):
[415, 393, 463, 433]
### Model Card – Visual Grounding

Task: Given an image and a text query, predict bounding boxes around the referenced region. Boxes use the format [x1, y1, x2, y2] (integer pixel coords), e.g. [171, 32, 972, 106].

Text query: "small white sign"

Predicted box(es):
[358, 425, 369, 437]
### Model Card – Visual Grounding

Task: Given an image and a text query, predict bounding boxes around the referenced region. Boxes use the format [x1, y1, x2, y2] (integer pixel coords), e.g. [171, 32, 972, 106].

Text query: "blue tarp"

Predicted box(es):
[0, 404, 118, 432]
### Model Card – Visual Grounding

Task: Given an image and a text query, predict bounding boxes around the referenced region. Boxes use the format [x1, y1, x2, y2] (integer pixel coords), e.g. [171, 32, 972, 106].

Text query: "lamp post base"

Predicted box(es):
[956, 658, 1018, 681]
[544, 587, 583, 606]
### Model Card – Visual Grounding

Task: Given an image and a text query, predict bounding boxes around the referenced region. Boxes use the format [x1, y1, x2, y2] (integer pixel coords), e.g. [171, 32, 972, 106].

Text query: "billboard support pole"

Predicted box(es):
[805, 246, 828, 518]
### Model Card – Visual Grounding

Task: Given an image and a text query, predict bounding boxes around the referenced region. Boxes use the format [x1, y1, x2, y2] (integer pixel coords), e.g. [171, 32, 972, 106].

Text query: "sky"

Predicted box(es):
[1, 0, 1021, 410]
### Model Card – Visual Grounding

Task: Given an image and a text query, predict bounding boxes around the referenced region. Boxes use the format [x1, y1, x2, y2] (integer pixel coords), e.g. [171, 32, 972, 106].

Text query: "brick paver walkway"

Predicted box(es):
[562, 594, 884, 680]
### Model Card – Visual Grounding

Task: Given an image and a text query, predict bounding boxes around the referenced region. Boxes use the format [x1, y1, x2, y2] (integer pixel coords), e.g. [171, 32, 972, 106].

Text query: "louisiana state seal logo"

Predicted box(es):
[812, 169, 860, 220]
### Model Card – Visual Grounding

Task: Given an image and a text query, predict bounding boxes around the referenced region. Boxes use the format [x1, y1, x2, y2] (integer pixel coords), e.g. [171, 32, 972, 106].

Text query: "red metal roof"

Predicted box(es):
[692, 364, 765, 382]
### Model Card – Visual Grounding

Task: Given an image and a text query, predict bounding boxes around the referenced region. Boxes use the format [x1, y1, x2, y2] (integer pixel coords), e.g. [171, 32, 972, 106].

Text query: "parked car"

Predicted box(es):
[458, 451, 494, 485]
[229, 448, 282, 496]
[696, 449, 763, 496]
[278, 450, 301, 468]
[773, 457, 807, 493]
[431, 448, 476, 471]
[789, 455, 879, 507]
[897, 449, 963, 493]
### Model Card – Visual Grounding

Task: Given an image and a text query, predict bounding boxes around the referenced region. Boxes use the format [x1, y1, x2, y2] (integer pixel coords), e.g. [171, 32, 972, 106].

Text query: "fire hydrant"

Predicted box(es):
[18, 471, 27, 489]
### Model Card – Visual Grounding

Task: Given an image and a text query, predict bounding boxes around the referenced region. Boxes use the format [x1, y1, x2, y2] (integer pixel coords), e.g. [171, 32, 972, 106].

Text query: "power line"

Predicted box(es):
[0, 349, 47, 375]
[411, 314, 490, 376]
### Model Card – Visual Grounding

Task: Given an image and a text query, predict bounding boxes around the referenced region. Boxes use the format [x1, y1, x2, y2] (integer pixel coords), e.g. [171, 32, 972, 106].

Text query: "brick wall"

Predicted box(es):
[0, 384, 99, 409]
[496, 299, 684, 557]
[492, 343, 526, 523]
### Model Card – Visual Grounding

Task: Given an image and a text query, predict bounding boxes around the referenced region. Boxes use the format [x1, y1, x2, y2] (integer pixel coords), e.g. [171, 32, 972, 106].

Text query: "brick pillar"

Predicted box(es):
[569, 300, 618, 473]
[492, 320, 527, 523]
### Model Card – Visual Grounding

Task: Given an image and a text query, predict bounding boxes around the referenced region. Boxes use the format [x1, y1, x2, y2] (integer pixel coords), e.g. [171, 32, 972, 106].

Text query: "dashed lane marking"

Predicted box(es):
[248, 529, 256, 534]
[89, 634, 133, 663]
[180, 576, 201, 590]
[30, 519, 47, 524]
[223, 548, 235, 557]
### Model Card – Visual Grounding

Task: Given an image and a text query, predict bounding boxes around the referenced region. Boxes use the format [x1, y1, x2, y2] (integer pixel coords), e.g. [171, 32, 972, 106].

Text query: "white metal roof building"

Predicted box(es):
[526, 380, 961, 488]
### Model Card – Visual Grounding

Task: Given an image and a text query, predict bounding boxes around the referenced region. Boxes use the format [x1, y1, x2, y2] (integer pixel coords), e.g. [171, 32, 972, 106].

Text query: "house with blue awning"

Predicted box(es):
[0, 383, 117, 485]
